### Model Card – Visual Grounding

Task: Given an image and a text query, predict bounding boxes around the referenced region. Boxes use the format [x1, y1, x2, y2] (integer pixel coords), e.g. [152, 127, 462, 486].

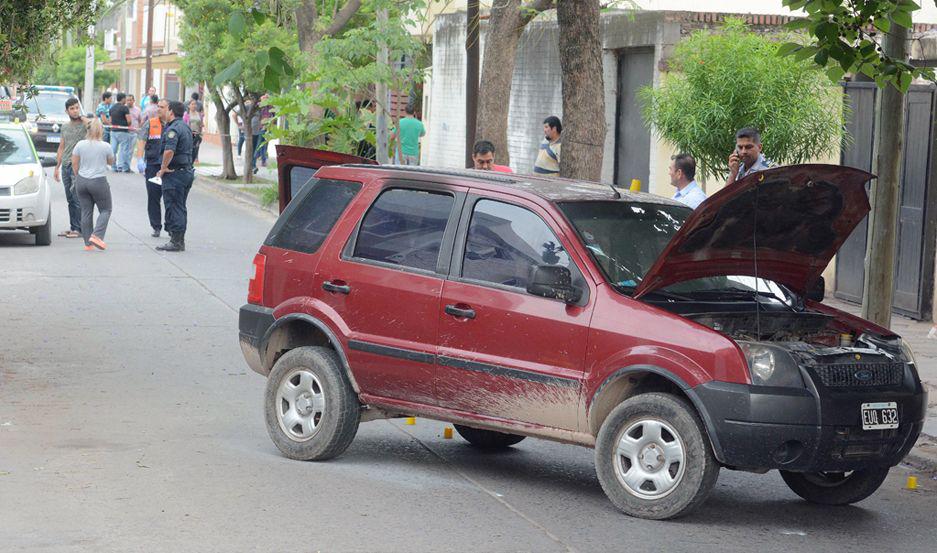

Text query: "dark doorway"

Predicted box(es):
[615, 48, 654, 191]
[835, 82, 937, 320]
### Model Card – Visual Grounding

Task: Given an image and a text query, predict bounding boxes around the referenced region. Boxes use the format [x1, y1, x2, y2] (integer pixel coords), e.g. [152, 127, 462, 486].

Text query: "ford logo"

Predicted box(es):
[854, 369, 874, 381]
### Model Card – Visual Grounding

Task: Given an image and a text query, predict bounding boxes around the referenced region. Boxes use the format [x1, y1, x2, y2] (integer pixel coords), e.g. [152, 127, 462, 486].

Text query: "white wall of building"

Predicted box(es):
[634, 0, 937, 23]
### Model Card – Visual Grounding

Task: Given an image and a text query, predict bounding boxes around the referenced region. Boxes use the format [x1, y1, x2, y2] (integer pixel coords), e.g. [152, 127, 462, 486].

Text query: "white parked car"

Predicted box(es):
[0, 122, 55, 245]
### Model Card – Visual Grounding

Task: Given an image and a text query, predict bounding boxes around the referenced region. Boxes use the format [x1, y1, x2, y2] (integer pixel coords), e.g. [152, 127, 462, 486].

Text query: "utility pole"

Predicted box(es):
[375, 8, 390, 164]
[119, 1, 127, 90]
[83, 24, 95, 112]
[465, 0, 480, 168]
[861, 21, 909, 329]
[145, 0, 156, 93]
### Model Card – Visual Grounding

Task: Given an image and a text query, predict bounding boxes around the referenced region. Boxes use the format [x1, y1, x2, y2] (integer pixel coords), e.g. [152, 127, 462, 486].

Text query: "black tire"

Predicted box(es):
[263, 346, 360, 461]
[780, 468, 889, 505]
[33, 212, 52, 246]
[595, 392, 720, 520]
[454, 424, 526, 450]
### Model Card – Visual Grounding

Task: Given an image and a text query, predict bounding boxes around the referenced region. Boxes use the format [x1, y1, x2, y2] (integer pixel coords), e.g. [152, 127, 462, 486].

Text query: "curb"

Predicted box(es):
[195, 173, 277, 216]
[905, 434, 937, 476]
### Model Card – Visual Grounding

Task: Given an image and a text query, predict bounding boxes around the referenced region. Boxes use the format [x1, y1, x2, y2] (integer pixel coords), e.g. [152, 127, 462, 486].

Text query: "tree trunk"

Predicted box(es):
[242, 110, 255, 184]
[476, 0, 553, 167]
[556, 0, 605, 181]
[296, 0, 320, 58]
[212, 89, 237, 180]
[861, 23, 909, 329]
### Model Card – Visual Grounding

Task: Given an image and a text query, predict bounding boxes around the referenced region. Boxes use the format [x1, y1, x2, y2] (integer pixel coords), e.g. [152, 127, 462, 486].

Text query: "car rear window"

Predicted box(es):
[352, 188, 454, 272]
[265, 178, 362, 254]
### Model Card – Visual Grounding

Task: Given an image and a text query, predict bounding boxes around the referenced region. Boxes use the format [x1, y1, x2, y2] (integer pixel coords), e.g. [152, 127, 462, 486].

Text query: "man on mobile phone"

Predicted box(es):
[726, 127, 773, 186]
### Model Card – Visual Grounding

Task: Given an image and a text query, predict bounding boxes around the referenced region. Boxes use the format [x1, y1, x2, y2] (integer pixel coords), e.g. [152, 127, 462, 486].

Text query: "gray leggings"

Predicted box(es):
[74, 174, 112, 244]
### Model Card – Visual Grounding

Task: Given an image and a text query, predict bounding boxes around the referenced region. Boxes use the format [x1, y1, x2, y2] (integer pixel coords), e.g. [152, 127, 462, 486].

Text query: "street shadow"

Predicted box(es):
[0, 231, 41, 247]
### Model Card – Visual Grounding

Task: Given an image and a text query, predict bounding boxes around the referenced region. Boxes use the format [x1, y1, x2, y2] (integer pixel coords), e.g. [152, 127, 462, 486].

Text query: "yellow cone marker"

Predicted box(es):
[907, 475, 918, 490]
[630, 179, 642, 192]
[443, 427, 453, 439]
[404, 417, 416, 426]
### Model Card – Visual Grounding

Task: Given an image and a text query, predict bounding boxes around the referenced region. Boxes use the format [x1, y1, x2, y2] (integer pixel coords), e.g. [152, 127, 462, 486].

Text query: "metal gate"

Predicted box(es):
[614, 48, 654, 191]
[834, 82, 937, 320]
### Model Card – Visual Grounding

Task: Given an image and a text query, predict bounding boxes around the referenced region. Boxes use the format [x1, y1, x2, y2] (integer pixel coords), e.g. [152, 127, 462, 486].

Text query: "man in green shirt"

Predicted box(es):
[394, 105, 425, 165]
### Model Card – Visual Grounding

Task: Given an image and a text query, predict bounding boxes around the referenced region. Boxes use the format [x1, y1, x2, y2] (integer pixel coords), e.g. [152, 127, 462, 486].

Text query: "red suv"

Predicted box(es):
[239, 147, 926, 519]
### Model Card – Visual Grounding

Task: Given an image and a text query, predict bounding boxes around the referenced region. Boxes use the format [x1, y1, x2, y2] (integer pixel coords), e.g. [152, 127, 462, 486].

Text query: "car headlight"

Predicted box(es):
[737, 341, 805, 387]
[26, 121, 38, 133]
[899, 339, 917, 365]
[13, 176, 40, 195]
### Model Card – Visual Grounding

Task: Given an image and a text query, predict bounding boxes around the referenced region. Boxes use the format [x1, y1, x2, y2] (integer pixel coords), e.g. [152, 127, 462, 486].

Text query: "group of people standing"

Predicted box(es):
[54, 90, 197, 253]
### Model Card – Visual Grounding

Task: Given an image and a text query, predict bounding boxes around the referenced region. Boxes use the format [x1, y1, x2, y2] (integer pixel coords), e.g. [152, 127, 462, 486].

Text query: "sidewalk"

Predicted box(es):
[196, 138, 278, 182]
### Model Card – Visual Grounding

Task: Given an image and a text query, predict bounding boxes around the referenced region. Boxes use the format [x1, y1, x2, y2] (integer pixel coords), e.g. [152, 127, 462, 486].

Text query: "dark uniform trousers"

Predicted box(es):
[162, 168, 195, 233]
[145, 163, 163, 231]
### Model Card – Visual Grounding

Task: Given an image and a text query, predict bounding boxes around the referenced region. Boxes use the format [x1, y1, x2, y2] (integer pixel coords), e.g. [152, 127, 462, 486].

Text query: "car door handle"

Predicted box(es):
[445, 304, 476, 319]
[322, 280, 351, 295]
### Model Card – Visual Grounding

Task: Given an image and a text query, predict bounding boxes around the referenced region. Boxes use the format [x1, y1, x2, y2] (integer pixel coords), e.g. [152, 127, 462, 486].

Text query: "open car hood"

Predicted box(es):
[633, 164, 874, 299]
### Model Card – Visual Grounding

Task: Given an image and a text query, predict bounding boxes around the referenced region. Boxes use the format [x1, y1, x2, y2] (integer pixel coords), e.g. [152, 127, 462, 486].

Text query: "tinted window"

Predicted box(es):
[353, 188, 453, 272]
[462, 200, 571, 289]
[266, 179, 361, 254]
[289, 165, 317, 201]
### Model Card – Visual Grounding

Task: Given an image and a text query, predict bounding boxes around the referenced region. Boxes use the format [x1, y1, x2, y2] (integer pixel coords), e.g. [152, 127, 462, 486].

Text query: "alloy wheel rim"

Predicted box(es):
[613, 418, 687, 500]
[276, 368, 325, 442]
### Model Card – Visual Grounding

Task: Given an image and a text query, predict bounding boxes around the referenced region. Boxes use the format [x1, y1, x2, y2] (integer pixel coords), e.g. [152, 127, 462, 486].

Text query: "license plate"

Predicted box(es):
[861, 402, 899, 430]
[46, 135, 61, 143]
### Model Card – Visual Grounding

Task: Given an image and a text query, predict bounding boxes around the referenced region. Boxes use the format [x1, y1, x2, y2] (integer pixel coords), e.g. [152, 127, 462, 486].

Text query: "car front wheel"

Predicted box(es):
[595, 392, 719, 520]
[32, 212, 52, 246]
[263, 346, 360, 461]
[780, 468, 889, 505]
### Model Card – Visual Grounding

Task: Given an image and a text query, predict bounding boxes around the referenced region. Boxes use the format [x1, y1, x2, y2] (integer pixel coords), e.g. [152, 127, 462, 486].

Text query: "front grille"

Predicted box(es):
[0, 208, 23, 223]
[813, 362, 905, 387]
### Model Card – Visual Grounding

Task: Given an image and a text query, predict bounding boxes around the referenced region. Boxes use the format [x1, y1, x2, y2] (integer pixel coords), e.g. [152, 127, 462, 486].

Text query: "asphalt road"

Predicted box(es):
[2, 169, 935, 553]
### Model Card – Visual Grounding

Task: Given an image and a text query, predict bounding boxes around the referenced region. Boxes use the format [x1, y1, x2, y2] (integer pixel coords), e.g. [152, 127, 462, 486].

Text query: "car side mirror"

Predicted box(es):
[527, 265, 582, 304]
[40, 157, 56, 168]
[806, 276, 825, 302]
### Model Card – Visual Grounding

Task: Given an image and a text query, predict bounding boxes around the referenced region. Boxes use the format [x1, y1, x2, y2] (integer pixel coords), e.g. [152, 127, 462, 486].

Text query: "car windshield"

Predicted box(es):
[23, 93, 73, 118]
[0, 129, 36, 165]
[558, 201, 790, 303]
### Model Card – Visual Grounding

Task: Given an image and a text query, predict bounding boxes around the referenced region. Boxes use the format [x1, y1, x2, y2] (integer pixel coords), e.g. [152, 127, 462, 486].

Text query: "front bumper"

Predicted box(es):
[239, 303, 275, 375]
[0, 191, 50, 228]
[694, 375, 927, 472]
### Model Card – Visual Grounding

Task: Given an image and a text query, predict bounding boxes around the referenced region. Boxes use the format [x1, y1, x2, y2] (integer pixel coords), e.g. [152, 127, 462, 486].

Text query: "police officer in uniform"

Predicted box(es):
[135, 104, 165, 236]
[155, 100, 194, 252]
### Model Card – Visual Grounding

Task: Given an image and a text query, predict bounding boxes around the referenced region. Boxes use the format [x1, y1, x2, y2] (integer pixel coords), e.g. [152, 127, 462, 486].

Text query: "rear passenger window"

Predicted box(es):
[289, 166, 318, 200]
[353, 188, 454, 272]
[265, 179, 361, 254]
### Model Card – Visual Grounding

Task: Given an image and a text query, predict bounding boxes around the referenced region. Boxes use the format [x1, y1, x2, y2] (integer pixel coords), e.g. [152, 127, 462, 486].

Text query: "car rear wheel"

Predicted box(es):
[595, 392, 719, 520]
[453, 424, 526, 450]
[31, 213, 52, 246]
[779, 468, 889, 505]
[264, 346, 360, 461]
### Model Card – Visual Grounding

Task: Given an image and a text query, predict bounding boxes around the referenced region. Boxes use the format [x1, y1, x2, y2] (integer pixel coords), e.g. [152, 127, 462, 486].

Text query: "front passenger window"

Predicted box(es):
[462, 200, 572, 289]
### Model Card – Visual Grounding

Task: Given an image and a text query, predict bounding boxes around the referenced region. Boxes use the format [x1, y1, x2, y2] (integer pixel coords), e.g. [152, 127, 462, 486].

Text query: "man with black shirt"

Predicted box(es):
[108, 92, 134, 172]
[155, 100, 194, 252]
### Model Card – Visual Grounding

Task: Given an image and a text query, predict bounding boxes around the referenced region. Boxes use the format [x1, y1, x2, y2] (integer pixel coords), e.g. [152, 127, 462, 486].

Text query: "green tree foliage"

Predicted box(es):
[0, 0, 99, 84]
[265, 0, 425, 152]
[32, 45, 117, 95]
[640, 19, 847, 180]
[779, 0, 933, 92]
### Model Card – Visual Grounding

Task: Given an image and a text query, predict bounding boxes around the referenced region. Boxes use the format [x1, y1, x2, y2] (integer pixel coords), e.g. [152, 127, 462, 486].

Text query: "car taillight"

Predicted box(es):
[247, 253, 266, 305]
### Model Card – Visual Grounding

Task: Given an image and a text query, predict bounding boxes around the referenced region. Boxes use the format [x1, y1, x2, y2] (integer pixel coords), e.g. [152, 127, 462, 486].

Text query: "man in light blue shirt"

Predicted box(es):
[670, 153, 706, 209]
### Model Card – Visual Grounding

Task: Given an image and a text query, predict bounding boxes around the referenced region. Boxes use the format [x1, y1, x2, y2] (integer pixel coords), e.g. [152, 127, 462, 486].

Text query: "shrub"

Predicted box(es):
[640, 19, 849, 180]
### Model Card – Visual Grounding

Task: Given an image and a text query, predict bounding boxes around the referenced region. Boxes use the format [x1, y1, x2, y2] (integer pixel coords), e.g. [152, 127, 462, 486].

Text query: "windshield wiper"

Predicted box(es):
[685, 288, 789, 304]
[614, 284, 692, 301]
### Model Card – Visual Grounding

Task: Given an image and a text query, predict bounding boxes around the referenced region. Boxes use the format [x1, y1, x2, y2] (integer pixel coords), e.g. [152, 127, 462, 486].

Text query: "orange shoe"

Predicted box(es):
[89, 235, 107, 250]
[84, 245, 94, 251]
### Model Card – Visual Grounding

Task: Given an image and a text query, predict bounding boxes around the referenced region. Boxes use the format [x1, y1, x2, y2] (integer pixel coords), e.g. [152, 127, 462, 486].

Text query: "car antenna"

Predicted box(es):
[608, 183, 622, 199]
